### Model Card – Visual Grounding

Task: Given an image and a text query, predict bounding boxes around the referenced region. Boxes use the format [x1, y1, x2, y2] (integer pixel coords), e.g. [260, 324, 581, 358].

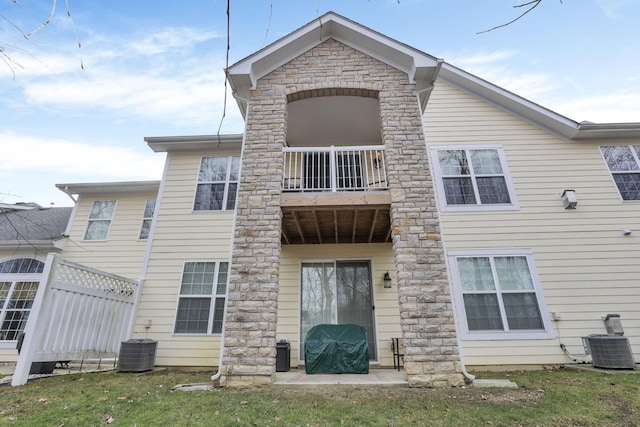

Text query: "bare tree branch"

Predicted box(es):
[0, 211, 40, 253]
[1, 0, 83, 73]
[25, 0, 57, 38]
[478, 0, 561, 34]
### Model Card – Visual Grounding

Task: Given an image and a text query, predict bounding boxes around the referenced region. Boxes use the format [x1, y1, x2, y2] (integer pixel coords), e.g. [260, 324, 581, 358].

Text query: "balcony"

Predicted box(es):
[281, 146, 391, 245]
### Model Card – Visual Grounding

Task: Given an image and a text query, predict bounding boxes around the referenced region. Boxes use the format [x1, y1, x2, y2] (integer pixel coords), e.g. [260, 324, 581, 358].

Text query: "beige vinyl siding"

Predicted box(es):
[133, 150, 237, 367]
[279, 243, 399, 368]
[425, 81, 640, 367]
[57, 192, 156, 280]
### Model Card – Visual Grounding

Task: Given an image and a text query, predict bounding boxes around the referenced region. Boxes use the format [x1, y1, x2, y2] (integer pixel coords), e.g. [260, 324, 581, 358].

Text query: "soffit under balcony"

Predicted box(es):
[280, 191, 391, 245]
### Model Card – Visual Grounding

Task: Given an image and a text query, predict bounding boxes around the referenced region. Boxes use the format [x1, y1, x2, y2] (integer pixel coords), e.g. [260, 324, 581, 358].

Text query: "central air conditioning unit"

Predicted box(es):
[117, 339, 157, 372]
[582, 335, 636, 369]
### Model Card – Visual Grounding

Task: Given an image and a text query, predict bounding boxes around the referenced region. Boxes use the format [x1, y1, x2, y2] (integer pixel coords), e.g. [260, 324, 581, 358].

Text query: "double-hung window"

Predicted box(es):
[430, 146, 518, 211]
[449, 250, 552, 340]
[600, 145, 640, 200]
[174, 261, 228, 334]
[138, 199, 156, 240]
[83, 200, 117, 240]
[0, 258, 44, 343]
[194, 156, 240, 211]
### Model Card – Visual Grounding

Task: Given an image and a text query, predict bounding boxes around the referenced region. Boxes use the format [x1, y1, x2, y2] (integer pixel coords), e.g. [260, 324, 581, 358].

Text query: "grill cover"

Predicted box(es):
[304, 324, 369, 374]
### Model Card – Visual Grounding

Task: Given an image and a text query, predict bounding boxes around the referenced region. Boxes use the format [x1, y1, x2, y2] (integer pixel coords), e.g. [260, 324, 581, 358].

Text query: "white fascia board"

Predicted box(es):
[55, 181, 160, 196]
[438, 62, 581, 141]
[439, 63, 640, 141]
[227, 12, 440, 108]
[145, 134, 244, 153]
[573, 122, 640, 141]
[0, 240, 62, 250]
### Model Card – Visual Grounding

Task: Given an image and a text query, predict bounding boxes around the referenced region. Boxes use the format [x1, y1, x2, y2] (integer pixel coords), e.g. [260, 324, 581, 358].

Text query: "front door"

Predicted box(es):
[300, 260, 377, 361]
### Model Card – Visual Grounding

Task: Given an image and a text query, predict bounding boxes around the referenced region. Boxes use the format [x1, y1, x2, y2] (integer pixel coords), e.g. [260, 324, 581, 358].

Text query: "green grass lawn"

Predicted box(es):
[0, 368, 638, 426]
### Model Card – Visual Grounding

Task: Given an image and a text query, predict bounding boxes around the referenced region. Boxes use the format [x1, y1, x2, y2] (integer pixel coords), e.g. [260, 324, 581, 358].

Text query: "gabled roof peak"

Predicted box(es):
[226, 11, 442, 116]
[226, 12, 640, 141]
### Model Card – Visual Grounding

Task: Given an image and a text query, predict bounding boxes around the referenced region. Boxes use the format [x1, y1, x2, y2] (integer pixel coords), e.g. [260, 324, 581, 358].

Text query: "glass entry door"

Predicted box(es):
[300, 260, 377, 361]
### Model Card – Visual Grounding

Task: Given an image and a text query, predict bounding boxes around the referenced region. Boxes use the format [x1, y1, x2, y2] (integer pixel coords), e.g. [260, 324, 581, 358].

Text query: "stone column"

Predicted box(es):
[381, 87, 465, 387]
[219, 93, 286, 388]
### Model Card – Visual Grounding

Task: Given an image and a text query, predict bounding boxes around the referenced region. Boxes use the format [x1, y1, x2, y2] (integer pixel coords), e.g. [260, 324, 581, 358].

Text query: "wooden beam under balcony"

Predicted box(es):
[280, 190, 392, 245]
[280, 190, 391, 208]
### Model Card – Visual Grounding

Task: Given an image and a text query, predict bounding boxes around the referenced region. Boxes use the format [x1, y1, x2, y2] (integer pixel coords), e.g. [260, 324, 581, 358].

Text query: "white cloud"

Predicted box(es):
[551, 93, 640, 123]
[445, 48, 640, 123]
[449, 50, 517, 66]
[596, 0, 633, 19]
[126, 27, 221, 56]
[449, 50, 559, 102]
[2, 25, 238, 128]
[20, 63, 230, 126]
[0, 131, 164, 178]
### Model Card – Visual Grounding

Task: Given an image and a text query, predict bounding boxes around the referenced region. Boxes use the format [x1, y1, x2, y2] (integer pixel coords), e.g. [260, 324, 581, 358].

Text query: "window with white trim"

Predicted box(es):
[194, 156, 240, 211]
[430, 146, 518, 211]
[0, 258, 44, 341]
[83, 200, 117, 240]
[174, 261, 228, 334]
[600, 145, 640, 200]
[449, 251, 552, 340]
[139, 199, 156, 240]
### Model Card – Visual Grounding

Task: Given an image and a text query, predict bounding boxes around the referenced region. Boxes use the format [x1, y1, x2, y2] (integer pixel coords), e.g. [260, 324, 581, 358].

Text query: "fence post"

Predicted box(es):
[12, 253, 58, 386]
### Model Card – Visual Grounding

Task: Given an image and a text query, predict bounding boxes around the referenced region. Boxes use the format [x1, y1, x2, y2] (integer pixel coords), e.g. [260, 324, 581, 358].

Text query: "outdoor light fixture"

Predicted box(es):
[383, 271, 392, 288]
[561, 190, 577, 209]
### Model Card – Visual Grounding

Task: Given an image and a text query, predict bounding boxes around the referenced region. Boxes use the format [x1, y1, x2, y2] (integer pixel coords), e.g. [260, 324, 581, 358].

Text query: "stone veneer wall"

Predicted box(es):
[221, 38, 464, 387]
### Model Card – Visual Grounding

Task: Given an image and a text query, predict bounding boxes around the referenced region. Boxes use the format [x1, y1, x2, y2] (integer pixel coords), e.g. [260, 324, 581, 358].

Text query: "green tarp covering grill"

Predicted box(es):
[304, 324, 370, 374]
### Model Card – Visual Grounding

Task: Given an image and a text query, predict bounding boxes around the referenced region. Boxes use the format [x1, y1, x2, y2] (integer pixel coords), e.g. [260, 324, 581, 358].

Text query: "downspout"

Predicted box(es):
[130, 159, 168, 338]
[56, 185, 78, 247]
[58, 185, 78, 204]
[211, 91, 249, 383]
[418, 59, 475, 382]
[448, 281, 476, 382]
[415, 59, 444, 109]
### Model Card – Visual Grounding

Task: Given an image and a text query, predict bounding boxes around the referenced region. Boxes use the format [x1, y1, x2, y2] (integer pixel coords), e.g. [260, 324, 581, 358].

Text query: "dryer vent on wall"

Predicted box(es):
[117, 339, 157, 372]
[582, 335, 635, 369]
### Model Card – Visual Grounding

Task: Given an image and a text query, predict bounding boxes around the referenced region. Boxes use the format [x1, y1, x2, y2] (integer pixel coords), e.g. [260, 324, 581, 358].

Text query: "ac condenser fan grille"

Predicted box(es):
[583, 335, 635, 369]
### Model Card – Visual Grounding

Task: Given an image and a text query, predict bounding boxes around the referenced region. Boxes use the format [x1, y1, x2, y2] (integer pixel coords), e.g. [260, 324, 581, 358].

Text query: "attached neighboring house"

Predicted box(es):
[12, 12, 640, 387]
[0, 203, 72, 361]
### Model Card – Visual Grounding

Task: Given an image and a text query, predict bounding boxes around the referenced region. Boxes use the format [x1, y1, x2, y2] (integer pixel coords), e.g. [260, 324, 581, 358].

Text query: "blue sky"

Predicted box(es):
[1, 0, 639, 207]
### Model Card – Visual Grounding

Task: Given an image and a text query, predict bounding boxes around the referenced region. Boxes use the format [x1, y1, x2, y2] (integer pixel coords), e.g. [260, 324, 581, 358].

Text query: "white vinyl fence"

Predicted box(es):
[12, 254, 139, 386]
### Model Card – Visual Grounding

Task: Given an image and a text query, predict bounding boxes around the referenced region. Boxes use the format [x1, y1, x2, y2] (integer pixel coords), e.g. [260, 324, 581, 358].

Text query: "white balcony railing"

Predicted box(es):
[283, 145, 388, 192]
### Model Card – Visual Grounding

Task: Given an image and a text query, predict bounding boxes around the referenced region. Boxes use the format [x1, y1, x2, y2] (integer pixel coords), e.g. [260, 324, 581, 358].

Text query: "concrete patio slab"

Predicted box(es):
[274, 369, 407, 385]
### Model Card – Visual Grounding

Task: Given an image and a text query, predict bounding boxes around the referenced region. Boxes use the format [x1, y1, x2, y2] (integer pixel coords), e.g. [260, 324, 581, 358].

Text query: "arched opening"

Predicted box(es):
[0, 258, 44, 342]
[286, 89, 381, 147]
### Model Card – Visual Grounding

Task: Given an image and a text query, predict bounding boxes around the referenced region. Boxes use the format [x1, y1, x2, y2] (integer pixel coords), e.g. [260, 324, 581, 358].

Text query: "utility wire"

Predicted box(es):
[216, 0, 231, 146]
[263, 1, 272, 47]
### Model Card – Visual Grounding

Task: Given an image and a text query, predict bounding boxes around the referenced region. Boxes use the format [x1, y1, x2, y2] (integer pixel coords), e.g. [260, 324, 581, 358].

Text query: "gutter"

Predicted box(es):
[0, 240, 62, 250]
[416, 58, 444, 112]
